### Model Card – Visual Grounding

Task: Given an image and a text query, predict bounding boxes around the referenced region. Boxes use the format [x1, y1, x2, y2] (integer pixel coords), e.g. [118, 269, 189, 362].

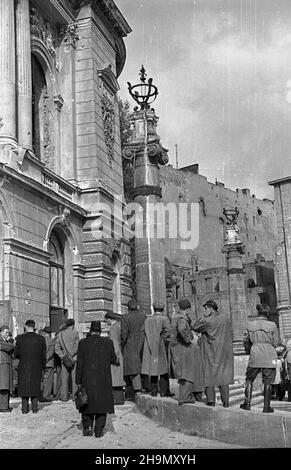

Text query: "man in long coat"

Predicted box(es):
[171, 298, 204, 405]
[121, 299, 146, 400]
[0, 325, 14, 412]
[75, 320, 118, 438]
[193, 299, 234, 407]
[40, 326, 55, 402]
[105, 310, 125, 405]
[15, 319, 46, 414]
[141, 303, 171, 396]
[55, 318, 79, 401]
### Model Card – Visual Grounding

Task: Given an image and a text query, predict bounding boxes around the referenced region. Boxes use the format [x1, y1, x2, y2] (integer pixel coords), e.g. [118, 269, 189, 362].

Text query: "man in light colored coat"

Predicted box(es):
[141, 303, 171, 396]
[0, 326, 14, 412]
[105, 310, 125, 405]
[40, 326, 55, 402]
[55, 318, 79, 401]
[240, 303, 279, 413]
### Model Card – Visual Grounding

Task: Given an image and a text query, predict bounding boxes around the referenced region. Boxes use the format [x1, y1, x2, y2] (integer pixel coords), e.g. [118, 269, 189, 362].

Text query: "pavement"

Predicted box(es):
[0, 398, 246, 450]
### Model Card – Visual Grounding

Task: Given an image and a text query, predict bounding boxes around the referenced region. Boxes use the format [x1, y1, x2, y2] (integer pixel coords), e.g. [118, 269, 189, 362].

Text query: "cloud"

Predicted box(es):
[117, 0, 291, 198]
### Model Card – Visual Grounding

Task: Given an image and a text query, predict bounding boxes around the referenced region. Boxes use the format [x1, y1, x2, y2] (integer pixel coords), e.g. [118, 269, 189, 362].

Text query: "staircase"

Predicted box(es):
[216, 383, 264, 408]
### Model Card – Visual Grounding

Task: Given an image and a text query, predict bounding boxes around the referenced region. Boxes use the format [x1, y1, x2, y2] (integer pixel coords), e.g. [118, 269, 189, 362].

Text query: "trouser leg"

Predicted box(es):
[150, 376, 158, 395]
[31, 397, 38, 412]
[178, 379, 194, 403]
[159, 374, 168, 395]
[71, 364, 77, 397]
[205, 386, 216, 405]
[240, 380, 253, 410]
[113, 387, 125, 405]
[82, 413, 94, 430]
[60, 363, 69, 401]
[131, 374, 141, 392]
[22, 397, 29, 413]
[219, 385, 229, 406]
[125, 376, 134, 400]
[94, 414, 106, 435]
[43, 368, 54, 399]
[0, 390, 9, 410]
[141, 374, 150, 392]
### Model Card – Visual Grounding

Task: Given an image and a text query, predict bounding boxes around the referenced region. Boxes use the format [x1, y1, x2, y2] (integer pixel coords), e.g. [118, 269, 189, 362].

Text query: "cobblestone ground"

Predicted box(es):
[0, 398, 246, 449]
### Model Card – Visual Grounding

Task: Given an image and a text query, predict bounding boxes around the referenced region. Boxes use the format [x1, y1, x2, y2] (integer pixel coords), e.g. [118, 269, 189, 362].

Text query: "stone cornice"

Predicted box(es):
[77, 0, 131, 37]
[3, 238, 52, 266]
[0, 163, 87, 219]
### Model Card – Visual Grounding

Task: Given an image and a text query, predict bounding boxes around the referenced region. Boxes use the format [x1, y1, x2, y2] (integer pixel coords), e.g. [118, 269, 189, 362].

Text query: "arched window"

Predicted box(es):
[31, 54, 54, 169]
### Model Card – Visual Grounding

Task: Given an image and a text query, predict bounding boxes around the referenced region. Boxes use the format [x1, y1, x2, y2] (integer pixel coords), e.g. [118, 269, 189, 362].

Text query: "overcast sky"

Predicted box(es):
[115, 0, 291, 200]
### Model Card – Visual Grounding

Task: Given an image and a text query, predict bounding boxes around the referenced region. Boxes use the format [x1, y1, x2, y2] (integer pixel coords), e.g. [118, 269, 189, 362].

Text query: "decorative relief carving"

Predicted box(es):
[101, 95, 115, 165]
[62, 23, 79, 49]
[106, 237, 122, 259]
[0, 118, 3, 129]
[30, 7, 57, 60]
[60, 208, 71, 226]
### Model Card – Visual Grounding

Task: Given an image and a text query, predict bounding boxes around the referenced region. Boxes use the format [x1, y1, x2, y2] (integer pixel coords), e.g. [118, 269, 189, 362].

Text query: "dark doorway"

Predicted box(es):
[49, 307, 68, 333]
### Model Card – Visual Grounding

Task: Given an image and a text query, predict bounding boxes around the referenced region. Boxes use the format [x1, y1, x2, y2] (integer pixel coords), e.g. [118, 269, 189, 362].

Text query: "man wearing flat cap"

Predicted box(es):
[141, 303, 171, 397]
[105, 310, 125, 405]
[55, 318, 79, 402]
[76, 320, 118, 438]
[171, 299, 204, 405]
[121, 299, 146, 401]
[40, 326, 55, 402]
[193, 299, 234, 407]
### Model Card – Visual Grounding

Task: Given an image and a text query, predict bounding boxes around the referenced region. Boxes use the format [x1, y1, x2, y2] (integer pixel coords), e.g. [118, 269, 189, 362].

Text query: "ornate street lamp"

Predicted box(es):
[127, 65, 158, 110]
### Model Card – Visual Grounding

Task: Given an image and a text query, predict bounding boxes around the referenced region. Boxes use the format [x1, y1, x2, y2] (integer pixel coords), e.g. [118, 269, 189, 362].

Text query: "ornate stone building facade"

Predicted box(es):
[160, 164, 278, 330]
[0, 0, 132, 334]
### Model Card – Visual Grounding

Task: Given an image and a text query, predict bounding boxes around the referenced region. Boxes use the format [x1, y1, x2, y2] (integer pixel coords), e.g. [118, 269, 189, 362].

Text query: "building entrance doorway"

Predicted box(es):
[50, 307, 68, 333]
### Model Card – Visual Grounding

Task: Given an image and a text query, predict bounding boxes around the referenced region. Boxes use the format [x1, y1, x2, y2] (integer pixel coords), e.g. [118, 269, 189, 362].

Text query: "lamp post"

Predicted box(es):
[222, 207, 248, 354]
[123, 66, 168, 312]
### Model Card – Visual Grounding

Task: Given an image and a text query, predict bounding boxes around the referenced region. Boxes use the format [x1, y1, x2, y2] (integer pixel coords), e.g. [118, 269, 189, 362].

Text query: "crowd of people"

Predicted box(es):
[0, 298, 291, 438]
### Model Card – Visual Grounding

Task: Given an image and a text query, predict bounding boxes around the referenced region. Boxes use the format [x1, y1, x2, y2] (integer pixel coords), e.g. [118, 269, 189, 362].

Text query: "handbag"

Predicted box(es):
[75, 385, 88, 410]
[60, 332, 74, 371]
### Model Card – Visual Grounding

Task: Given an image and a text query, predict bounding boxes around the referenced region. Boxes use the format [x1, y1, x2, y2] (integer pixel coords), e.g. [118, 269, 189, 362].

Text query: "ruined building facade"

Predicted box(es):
[0, 0, 132, 334]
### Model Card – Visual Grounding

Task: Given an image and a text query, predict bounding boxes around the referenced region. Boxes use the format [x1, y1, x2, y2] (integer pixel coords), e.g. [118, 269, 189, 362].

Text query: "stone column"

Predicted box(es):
[0, 0, 17, 144]
[16, 0, 33, 150]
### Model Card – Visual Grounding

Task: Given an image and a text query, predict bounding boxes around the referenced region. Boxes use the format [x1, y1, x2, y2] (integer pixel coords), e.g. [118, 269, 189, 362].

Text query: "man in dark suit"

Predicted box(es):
[121, 299, 146, 401]
[15, 319, 46, 414]
[75, 321, 118, 438]
[0, 325, 14, 412]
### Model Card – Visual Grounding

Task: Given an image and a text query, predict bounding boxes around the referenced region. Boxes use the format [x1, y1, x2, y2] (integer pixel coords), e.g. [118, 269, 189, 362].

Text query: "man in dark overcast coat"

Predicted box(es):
[15, 319, 46, 414]
[76, 320, 118, 438]
[121, 299, 146, 400]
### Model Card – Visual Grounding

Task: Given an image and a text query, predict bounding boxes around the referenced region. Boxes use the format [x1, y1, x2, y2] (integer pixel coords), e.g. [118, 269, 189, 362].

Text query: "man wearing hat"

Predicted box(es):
[171, 299, 204, 405]
[193, 299, 234, 407]
[14, 320, 47, 414]
[76, 320, 118, 438]
[141, 303, 171, 397]
[121, 299, 146, 401]
[40, 326, 55, 402]
[105, 310, 125, 405]
[55, 318, 79, 402]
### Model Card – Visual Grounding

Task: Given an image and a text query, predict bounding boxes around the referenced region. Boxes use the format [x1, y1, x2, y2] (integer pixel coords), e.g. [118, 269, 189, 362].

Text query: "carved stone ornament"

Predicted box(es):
[101, 95, 115, 165]
[60, 208, 70, 226]
[30, 8, 57, 60]
[0, 117, 3, 129]
[62, 23, 79, 49]
[106, 237, 122, 259]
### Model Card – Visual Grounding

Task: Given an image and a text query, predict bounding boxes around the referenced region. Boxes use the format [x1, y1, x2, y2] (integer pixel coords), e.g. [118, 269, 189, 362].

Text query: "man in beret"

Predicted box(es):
[171, 298, 204, 405]
[193, 300, 234, 407]
[141, 303, 171, 397]
[105, 310, 125, 405]
[40, 326, 55, 402]
[121, 299, 146, 401]
[76, 320, 118, 438]
[55, 318, 79, 402]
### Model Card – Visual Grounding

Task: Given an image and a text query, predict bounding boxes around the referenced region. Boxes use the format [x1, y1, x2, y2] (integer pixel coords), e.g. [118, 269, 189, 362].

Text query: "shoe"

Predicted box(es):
[165, 391, 175, 397]
[39, 398, 53, 403]
[223, 403, 229, 408]
[194, 392, 204, 402]
[206, 402, 215, 406]
[32, 410, 38, 414]
[22, 410, 29, 414]
[94, 431, 104, 438]
[83, 428, 93, 437]
[150, 392, 157, 397]
[178, 399, 196, 405]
